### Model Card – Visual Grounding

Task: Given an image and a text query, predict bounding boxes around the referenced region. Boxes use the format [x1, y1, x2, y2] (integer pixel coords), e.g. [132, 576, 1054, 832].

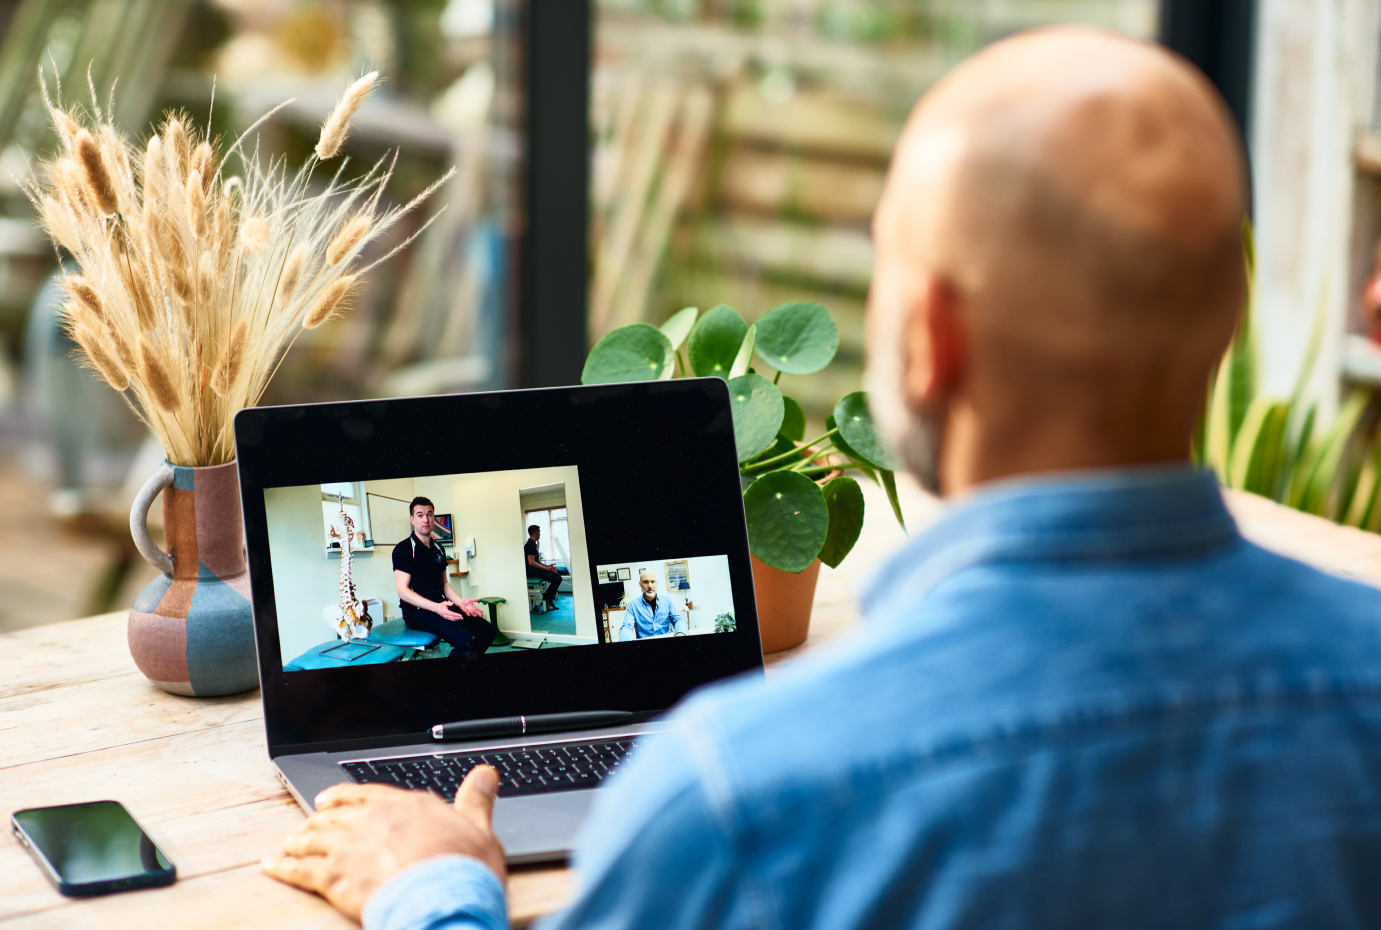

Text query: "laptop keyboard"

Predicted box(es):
[340, 737, 635, 800]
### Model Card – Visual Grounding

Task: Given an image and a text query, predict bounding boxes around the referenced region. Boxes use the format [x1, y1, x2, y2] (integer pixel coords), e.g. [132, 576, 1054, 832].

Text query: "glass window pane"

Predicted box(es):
[590, 1, 1158, 420]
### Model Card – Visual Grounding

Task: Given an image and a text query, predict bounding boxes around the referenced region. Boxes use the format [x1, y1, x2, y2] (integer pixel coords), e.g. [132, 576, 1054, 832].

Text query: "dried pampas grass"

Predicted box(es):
[26, 69, 454, 466]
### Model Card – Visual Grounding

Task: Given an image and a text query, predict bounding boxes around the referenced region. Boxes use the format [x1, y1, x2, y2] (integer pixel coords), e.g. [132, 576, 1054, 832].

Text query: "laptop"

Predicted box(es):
[234, 379, 764, 863]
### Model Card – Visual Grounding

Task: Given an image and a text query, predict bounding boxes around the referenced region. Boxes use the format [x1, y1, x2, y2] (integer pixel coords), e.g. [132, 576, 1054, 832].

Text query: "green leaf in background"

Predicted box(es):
[727, 373, 785, 463]
[743, 470, 829, 573]
[1227, 397, 1289, 494]
[660, 306, 698, 351]
[1203, 221, 1261, 482]
[729, 324, 756, 379]
[1358, 439, 1381, 530]
[819, 477, 865, 568]
[780, 395, 806, 442]
[879, 469, 906, 531]
[688, 304, 748, 378]
[1225, 224, 1258, 443]
[1295, 389, 1369, 517]
[1274, 403, 1315, 503]
[1204, 351, 1234, 483]
[753, 301, 840, 376]
[827, 413, 878, 484]
[833, 392, 899, 470]
[581, 324, 674, 384]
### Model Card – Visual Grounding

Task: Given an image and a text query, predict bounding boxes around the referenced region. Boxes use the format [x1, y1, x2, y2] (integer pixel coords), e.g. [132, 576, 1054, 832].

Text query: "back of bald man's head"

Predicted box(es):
[878, 27, 1247, 385]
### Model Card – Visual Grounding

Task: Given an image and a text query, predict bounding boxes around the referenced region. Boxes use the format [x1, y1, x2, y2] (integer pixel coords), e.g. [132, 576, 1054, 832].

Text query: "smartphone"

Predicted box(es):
[11, 800, 176, 897]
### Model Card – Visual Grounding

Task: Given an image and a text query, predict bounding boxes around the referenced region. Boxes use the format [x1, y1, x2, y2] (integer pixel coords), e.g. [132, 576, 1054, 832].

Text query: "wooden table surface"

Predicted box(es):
[3, 481, 1377, 928]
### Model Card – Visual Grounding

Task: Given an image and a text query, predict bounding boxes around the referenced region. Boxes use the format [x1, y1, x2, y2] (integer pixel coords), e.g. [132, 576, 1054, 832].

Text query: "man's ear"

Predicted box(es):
[902, 274, 965, 407]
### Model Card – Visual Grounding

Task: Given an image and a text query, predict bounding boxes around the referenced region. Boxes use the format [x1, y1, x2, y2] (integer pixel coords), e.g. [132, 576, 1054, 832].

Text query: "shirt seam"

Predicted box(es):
[729, 681, 1381, 854]
[779, 675, 1381, 799]
[677, 713, 778, 930]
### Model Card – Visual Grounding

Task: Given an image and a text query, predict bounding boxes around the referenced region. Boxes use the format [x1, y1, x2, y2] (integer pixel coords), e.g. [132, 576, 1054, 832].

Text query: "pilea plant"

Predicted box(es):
[581, 302, 905, 573]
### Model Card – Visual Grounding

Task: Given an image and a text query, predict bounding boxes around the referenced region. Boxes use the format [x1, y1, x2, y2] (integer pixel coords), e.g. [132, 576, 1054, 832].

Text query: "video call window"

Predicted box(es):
[594, 555, 737, 642]
[263, 464, 742, 673]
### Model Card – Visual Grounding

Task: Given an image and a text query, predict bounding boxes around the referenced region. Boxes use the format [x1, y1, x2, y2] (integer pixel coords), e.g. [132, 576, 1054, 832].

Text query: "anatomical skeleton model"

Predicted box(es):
[323, 498, 373, 640]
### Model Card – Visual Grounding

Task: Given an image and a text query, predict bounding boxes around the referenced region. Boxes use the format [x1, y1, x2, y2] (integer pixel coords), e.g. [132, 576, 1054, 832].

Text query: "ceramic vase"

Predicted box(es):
[751, 555, 822, 653]
[128, 460, 258, 696]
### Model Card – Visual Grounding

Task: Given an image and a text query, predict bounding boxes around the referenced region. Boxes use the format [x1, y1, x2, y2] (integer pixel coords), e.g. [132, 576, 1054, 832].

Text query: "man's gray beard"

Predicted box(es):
[889, 405, 943, 495]
[863, 327, 944, 496]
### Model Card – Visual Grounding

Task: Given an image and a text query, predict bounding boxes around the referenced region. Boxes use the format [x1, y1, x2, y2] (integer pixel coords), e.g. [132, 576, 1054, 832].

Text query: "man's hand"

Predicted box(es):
[434, 601, 467, 621]
[262, 766, 506, 921]
[450, 597, 486, 618]
[439, 599, 484, 620]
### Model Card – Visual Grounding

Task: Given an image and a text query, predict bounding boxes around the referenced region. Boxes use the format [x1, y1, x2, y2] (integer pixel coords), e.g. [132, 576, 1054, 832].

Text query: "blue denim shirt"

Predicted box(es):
[618, 592, 686, 641]
[365, 466, 1381, 930]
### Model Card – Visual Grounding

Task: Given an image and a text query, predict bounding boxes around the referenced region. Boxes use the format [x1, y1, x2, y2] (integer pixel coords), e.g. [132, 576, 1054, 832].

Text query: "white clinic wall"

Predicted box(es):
[414, 465, 596, 641]
[265, 484, 401, 665]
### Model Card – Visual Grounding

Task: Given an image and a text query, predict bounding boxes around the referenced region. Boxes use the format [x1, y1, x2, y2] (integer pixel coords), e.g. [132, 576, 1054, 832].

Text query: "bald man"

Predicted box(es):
[264, 28, 1381, 929]
[618, 570, 689, 641]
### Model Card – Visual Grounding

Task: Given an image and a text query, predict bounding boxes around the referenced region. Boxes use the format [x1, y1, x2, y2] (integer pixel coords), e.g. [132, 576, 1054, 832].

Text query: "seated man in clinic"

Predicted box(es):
[392, 497, 496, 662]
[617, 569, 689, 641]
[523, 525, 562, 611]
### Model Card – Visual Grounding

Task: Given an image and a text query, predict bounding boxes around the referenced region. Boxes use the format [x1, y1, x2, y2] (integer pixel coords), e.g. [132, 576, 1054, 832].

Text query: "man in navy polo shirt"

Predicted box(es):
[392, 497, 495, 662]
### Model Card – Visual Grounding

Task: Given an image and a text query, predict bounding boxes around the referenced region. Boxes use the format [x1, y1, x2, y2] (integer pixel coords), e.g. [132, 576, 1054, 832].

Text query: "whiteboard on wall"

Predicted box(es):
[368, 494, 412, 545]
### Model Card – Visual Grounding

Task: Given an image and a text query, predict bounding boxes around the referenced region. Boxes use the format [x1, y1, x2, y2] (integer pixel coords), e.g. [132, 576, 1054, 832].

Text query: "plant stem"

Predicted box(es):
[740, 428, 839, 475]
[789, 444, 838, 470]
[675, 349, 685, 378]
[794, 463, 863, 479]
[773, 369, 782, 385]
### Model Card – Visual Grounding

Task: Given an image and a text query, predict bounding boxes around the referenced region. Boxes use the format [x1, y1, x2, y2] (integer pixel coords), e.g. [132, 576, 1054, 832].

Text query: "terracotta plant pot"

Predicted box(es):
[751, 555, 823, 653]
[127, 460, 258, 696]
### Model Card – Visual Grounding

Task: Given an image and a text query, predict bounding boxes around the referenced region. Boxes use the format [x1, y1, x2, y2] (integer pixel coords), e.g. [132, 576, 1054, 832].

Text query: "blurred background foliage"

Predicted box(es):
[0, 0, 1156, 627]
[588, 0, 1158, 415]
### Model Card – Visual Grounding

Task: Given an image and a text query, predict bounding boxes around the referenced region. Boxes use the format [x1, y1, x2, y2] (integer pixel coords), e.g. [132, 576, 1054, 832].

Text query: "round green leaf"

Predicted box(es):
[659, 306, 698, 352]
[819, 477, 865, 569]
[754, 301, 839, 376]
[728, 373, 785, 463]
[833, 392, 899, 470]
[581, 324, 674, 385]
[743, 470, 828, 573]
[780, 395, 806, 442]
[688, 304, 748, 378]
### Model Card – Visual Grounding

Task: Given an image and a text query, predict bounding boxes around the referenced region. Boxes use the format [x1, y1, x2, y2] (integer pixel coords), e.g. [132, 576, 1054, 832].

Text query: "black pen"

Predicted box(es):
[430, 710, 634, 741]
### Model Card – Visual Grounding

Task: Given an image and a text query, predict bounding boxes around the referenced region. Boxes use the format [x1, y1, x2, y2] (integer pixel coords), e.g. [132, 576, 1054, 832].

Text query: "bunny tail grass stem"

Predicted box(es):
[251, 275, 356, 407]
[316, 71, 379, 160]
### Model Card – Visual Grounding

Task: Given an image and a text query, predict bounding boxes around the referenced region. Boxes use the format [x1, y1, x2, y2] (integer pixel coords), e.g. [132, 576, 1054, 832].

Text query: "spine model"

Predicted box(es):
[323, 503, 372, 640]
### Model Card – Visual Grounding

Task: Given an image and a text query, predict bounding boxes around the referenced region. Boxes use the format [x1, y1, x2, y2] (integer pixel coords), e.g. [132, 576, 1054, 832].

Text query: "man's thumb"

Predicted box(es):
[455, 765, 499, 830]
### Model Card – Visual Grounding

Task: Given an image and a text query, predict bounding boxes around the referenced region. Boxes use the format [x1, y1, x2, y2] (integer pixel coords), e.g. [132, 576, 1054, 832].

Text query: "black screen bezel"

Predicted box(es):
[234, 379, 763, 756]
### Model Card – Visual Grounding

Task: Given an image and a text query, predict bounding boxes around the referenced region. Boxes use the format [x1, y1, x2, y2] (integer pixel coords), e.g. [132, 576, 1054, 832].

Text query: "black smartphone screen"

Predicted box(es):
[12, 800, 175, 895]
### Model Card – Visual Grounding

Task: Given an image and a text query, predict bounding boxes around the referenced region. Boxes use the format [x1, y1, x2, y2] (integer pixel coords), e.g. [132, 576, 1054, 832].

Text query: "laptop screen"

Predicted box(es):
[236, 380, 763, 754]
[265, 463, 738, 671]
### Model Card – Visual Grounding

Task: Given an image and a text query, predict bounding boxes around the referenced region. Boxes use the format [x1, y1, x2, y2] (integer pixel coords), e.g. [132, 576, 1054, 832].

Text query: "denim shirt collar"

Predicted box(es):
[861, 464, 1238, 623]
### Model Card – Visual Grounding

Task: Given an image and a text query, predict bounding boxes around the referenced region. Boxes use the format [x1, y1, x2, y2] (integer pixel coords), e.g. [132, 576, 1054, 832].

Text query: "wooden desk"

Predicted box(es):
[3, 481, 1378, 928]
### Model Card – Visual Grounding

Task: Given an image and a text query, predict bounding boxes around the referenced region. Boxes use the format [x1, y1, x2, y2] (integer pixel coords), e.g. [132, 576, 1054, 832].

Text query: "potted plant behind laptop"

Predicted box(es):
[581, 303, 906, 652]
[26, 73, 452, 696]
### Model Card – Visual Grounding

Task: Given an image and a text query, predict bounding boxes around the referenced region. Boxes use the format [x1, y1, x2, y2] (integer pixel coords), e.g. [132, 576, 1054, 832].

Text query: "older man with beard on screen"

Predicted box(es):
[264, 27, 1381, 929]
[618, 570, 689, 641]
